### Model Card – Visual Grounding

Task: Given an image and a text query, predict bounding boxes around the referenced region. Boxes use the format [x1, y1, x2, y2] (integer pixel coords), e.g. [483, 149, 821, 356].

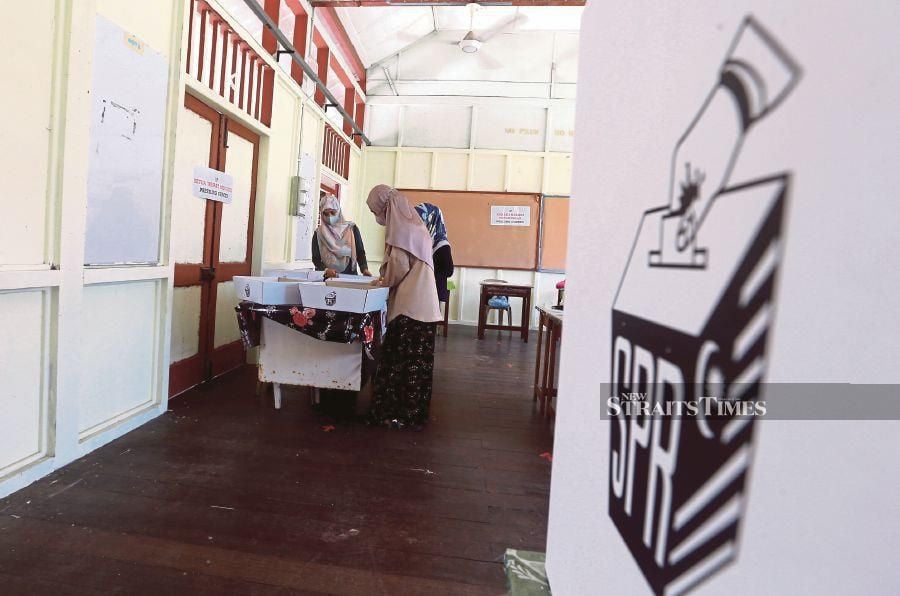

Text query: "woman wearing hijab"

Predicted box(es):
[312, 193, 371, 279]
[415, 202, 454, 303]
[366, 185, 443, 429]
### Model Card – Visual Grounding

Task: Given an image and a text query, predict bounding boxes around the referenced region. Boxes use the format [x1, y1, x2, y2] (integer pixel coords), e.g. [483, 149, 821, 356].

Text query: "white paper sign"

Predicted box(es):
[84, 16, 168, 265]
[192, 165, 233, 203]
[491, 205, 531, 226]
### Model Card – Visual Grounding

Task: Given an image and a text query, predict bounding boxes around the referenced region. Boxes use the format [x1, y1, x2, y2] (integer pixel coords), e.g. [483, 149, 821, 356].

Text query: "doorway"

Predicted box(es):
[169, 94, 260, 397]
[320, 175, 341, 200]
[318, 175, 343, 229]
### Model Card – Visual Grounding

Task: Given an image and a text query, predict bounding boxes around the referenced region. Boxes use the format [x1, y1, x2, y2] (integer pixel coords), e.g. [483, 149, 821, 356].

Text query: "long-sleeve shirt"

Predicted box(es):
[432, 244, 454, 302]
[379, 245, 443, 324]
[311, 224, 368, 275]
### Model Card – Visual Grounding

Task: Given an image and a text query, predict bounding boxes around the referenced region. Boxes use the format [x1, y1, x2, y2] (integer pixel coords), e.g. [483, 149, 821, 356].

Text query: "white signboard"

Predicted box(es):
[84, 16, 169, 265]
[491, 205, 531, 226]
[192, 165, 233, 203]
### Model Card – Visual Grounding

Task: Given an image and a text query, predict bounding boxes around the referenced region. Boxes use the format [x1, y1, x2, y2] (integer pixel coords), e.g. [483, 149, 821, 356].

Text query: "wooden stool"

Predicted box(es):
[477, 279, 532, 342]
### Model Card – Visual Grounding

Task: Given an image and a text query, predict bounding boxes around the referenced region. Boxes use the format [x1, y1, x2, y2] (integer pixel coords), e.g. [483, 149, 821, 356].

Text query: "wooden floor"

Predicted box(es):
[0, 325, 554, 595]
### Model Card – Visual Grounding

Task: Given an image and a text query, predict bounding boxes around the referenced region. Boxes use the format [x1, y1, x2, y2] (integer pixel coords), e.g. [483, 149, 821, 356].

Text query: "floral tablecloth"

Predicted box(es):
[235, 301, 384, 361]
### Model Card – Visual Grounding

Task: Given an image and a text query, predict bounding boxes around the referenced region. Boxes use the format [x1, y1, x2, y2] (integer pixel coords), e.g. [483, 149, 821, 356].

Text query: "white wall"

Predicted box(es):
[547, 2, 900, 595]
[366, 96, 576, 155]
[0, 0, 182, 498]
[0, 0, 362, 498]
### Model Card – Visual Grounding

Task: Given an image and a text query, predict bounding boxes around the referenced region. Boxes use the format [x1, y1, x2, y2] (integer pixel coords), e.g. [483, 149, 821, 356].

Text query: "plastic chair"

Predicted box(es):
[483, 278, 513, 335]
[439, 280, 456, 337]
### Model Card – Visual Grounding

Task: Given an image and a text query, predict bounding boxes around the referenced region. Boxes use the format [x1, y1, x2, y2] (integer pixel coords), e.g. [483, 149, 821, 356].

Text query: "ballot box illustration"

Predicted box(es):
[606, 17, 801, 596]
[610, 176, 788, 596]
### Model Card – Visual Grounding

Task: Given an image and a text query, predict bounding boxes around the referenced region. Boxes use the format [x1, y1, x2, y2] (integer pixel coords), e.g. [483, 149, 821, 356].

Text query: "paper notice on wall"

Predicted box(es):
[84, 16, 168, 265]
[192, 166, 233, 203]
[491, 205, 531, 226]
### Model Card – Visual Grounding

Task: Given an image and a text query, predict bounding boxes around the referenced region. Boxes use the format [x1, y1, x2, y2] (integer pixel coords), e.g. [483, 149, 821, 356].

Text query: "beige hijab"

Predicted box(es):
[366, 185, 434, 269]
[316, 194, 355, 271]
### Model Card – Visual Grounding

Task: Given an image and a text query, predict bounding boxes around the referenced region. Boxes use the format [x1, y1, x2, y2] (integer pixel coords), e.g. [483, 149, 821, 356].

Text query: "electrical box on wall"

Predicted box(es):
[289, 175, 309, 217]
[292, 152, 318, 261]
[290, 152, 317, 217]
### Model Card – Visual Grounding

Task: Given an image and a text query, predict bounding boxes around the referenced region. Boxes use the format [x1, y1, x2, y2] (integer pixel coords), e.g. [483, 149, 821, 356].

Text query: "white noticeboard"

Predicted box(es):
[192, 166, 233, 204]
[84, 16, 169, 265]
[490, 205, 531, 226]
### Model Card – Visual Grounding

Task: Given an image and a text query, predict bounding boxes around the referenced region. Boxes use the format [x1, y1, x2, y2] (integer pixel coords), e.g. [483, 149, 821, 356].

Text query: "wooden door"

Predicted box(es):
[169, 94, 259, 397]
[209, 118, 258, 377]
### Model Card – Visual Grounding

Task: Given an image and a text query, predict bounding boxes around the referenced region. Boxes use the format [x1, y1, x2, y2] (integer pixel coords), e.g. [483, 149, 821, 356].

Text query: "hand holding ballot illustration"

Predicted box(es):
[652, 17, 802, 268]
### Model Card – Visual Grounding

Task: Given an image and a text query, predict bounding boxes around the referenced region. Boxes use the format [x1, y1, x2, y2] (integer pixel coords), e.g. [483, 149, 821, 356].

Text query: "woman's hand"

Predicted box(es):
[324, 268, 338, 279]
[362, 269, 372, 277]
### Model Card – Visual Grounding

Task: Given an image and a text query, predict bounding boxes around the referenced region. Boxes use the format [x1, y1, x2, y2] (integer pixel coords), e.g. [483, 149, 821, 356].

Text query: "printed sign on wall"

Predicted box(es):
[192, 165, 233, 204]
[491, 205, 531, 226]
[607, 17, 801, 596]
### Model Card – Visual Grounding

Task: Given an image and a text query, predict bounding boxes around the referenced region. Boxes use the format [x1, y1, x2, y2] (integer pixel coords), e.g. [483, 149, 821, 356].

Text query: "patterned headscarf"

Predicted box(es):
[366, 185, 434, 269]
[316, 194, 355, 271]
[415, 202, 450, 253]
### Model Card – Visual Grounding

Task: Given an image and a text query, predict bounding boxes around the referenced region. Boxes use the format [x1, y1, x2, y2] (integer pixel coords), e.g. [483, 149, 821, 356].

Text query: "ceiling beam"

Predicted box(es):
[240, 0, 372, 145]
[368, 29, 438, 70]
[314, 6, 368, 90]
[310, 1, 585, 7]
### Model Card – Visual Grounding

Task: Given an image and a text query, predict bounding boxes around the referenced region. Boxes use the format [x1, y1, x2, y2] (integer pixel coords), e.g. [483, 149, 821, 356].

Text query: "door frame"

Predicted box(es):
[208, 116, 259, 378]
[169, 93, 260, 396]
[170, 94, 221, 396]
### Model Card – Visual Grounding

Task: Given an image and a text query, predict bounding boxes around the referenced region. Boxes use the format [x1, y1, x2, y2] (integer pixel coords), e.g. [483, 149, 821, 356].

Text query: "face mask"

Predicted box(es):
[325, 214, 340, 225]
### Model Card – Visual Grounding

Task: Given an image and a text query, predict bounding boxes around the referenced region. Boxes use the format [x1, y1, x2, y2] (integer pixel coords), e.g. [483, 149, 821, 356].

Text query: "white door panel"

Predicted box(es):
[171, 107, 212, 264]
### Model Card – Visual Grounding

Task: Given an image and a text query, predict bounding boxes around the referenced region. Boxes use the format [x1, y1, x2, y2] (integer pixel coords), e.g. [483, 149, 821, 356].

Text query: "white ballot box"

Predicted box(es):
[265, 268, 326, 282]
[232, 276, 300, 305]
[297, 282, 388, 313]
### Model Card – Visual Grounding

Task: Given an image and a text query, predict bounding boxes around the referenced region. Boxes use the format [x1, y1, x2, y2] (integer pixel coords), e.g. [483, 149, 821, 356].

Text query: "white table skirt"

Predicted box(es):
[258, 317, 364, 391]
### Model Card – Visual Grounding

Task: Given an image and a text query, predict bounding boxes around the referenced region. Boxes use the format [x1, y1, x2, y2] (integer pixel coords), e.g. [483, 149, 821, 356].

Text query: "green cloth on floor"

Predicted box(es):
[505, 549, 551, 595]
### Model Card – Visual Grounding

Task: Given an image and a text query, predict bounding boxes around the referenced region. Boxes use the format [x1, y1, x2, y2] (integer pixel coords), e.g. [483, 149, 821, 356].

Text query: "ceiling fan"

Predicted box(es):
[447, 3, 527, 69]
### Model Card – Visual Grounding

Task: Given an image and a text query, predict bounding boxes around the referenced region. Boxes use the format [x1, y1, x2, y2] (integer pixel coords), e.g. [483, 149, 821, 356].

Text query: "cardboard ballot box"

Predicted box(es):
[297, 281, 388, 314]
[232, 276, 300, 305]
[330, 274, 377, 284]
[262, 268, 325, 282]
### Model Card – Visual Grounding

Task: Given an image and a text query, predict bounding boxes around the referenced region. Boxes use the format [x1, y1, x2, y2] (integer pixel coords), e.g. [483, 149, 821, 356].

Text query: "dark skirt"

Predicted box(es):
[368, 315, 436, 428]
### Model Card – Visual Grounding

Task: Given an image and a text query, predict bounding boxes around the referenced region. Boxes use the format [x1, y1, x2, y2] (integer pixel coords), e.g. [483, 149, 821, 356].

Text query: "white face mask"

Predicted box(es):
[325, 214, 340, 225]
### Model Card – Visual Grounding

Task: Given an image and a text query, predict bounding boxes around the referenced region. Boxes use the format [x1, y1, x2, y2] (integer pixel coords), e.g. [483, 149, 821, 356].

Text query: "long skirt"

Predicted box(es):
[368, 315, 436, 428]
